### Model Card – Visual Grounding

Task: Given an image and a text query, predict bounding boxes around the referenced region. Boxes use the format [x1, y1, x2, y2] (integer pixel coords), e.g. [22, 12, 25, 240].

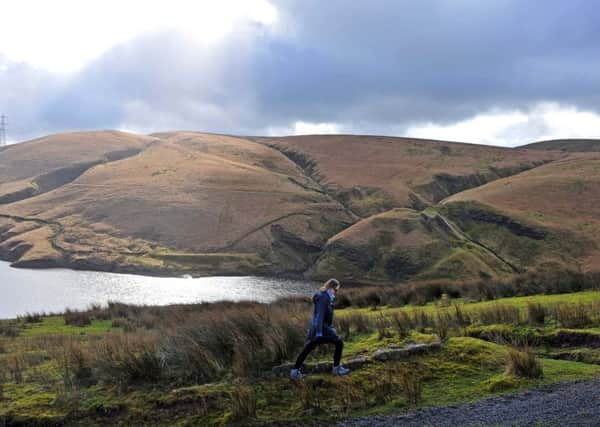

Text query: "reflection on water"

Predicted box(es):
[0, 261, 318, 319]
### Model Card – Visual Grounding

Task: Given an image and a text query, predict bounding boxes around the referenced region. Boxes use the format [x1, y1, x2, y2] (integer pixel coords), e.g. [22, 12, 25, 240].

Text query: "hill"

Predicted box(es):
[0, 130, 597, 282]
[0, 131, 155, 204]
[520, 138, 600, 152]
[0, 132, 353, 275]
[253, 135, 560, 216]
[444, 153, 600, 272]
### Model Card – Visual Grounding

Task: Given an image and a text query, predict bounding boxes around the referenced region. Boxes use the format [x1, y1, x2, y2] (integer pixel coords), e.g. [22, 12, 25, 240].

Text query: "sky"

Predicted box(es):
[1, 0, 600, 146]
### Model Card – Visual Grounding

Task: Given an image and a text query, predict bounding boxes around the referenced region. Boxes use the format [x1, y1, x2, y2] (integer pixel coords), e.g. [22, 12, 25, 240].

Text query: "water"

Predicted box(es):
[0, 261, 318, 319]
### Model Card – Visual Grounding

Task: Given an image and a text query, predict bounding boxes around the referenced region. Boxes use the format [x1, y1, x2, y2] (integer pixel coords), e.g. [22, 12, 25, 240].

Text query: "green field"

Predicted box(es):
[1, 290, 600, 425]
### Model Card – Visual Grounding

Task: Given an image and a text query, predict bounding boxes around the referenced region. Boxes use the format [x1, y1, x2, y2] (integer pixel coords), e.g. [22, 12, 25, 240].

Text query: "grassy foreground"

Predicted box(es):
[1, 290, 600, 426]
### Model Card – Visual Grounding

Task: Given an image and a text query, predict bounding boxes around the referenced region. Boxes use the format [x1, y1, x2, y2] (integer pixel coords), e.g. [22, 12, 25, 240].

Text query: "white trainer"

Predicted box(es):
[290, 368, 304, 380]
[332, 365, 350, 376]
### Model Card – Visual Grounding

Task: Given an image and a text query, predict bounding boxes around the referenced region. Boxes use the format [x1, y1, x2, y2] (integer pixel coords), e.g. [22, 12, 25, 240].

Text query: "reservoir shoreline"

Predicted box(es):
[0, 261, 319, 320]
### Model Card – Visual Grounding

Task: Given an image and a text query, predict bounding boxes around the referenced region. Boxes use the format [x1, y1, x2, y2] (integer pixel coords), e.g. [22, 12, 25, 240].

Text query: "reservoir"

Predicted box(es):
[0, 261, 318, 319]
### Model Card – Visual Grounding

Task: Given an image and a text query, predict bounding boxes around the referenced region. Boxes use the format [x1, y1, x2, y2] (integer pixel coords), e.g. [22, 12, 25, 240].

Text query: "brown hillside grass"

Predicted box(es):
[0, 131, 155, 204]
[446, 153, 600, 271]
[254, 135, 561, 215]
[0, 130, 154, 183]
[0, 132, 353, 274]
[1, 130, 594, 280]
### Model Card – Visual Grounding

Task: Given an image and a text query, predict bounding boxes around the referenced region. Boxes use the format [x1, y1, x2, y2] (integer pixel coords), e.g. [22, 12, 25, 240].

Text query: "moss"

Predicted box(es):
[338, 290, 600, 321]
[483, 374, 521, 392]
[442, 337, 506, 367]
[21, 316, 117, 337]
[440, 201, 591, 272]
[3, 292, 600, 425]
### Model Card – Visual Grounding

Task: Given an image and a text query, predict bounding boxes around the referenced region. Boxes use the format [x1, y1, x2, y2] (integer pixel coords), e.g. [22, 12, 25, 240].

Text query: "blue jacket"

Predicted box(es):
[307, 290, 337, 340]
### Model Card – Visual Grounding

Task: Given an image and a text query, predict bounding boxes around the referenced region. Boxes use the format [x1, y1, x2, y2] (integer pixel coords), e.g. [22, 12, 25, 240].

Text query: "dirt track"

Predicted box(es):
[336, 379, 600, 427]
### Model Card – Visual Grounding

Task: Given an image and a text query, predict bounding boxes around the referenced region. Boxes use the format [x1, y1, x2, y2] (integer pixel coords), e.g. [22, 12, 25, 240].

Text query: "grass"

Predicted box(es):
[339, 289, 600, 321]
[1, 290, 600, 425]
[20, 316, 116, 337]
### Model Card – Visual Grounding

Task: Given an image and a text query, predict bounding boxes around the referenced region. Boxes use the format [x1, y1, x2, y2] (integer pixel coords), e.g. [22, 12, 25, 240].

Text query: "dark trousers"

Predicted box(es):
[293, 335, 344, 369]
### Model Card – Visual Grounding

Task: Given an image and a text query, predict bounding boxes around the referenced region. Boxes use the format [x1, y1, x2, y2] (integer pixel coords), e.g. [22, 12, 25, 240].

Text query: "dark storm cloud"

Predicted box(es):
[260, 0, 600, 123]
[2, 0, 600, 142]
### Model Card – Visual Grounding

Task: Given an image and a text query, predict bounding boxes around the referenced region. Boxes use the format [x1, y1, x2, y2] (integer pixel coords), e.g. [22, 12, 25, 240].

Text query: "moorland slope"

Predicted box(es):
[1, 131, 598, 282]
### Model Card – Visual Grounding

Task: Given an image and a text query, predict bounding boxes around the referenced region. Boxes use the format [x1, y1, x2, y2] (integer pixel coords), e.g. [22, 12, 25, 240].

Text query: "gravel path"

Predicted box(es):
[336, 379, 600, 427]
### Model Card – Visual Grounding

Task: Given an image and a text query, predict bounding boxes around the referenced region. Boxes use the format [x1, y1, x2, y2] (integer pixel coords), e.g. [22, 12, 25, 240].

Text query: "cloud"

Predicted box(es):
[2, 0, 600, 144]
[407, 103, 600, 146]
[0, 0, 277, 73]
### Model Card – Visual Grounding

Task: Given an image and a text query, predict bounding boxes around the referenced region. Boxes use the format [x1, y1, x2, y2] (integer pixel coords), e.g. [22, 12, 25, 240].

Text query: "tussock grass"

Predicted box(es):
[398, 364, 423, 407]
[2, 284, 600, 425]
[18, 313, 44, 324]
[294, 378, 324, 414]
[527, 302, 546, 325]
[63, 309, 92, 327]
[555, 303, 595, 329]
[228, 386, 257, 422]
[391, 310, 412, 338]
[0, 321, 21, 338]
[477, 304, 521, 325]
[337, 269, 600, 309]
[505, 346, 543, 379]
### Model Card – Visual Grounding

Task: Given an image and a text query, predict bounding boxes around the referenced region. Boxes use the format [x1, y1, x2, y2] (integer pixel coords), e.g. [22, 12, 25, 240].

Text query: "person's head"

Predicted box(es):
[320, 278, 341, 293]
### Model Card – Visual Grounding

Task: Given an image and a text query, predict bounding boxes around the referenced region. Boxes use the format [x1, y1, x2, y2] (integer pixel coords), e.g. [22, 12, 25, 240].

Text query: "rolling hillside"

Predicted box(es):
[520, 138, 600, 152]
[445, 153, 600, 272]
[0, 131, 155, 204]
[0, 131, 597, 282]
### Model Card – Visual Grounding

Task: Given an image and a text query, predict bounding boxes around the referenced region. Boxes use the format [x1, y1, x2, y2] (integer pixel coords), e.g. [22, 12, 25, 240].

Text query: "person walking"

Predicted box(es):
[290, 278, 350, 379]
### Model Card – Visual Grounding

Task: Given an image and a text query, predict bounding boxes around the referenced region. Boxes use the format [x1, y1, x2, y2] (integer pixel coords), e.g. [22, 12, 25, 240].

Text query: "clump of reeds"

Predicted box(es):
[375, 314, 393, 339]
[435, 310, 452, 341]
[294, 379, 323, 414]
[453, 304, 471, 330]
[345, 313, 372, 334]
[335, 316, 352, 340]
[229, 385, 257, 422]
[111, 317, 136, 332]
[154, 304, 308, 383]
[527, 302, 546, 325]
[477, 304, 521, 325]
[19, 312, 44, 323]
[398, 364, 423, 407]
[412, 309, 432, 333]
[8, 354, 25, 384]
[505, 346, 543, 379]
[329, 269, 600, 310]
[555, 303, 593, 329]
[371, 367, 401, 404]
[64, 309, 92, 327]
[337, 377, 365, 414]
[91, 333, 163, 386]
[0, 321, 21, 338]
[391, 310, 412, 338]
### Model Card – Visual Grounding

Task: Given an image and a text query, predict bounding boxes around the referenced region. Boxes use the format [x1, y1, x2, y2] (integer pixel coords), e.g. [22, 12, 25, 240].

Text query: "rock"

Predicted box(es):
[406, 343, 429, 354]
[372, 341, 442, 361]
[272, 342, 442, 376]
[345, 357, 372, 370]
[428, 341, 442, 351]
[372, 348, 410, 361]
[272, 362, 295, 377]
